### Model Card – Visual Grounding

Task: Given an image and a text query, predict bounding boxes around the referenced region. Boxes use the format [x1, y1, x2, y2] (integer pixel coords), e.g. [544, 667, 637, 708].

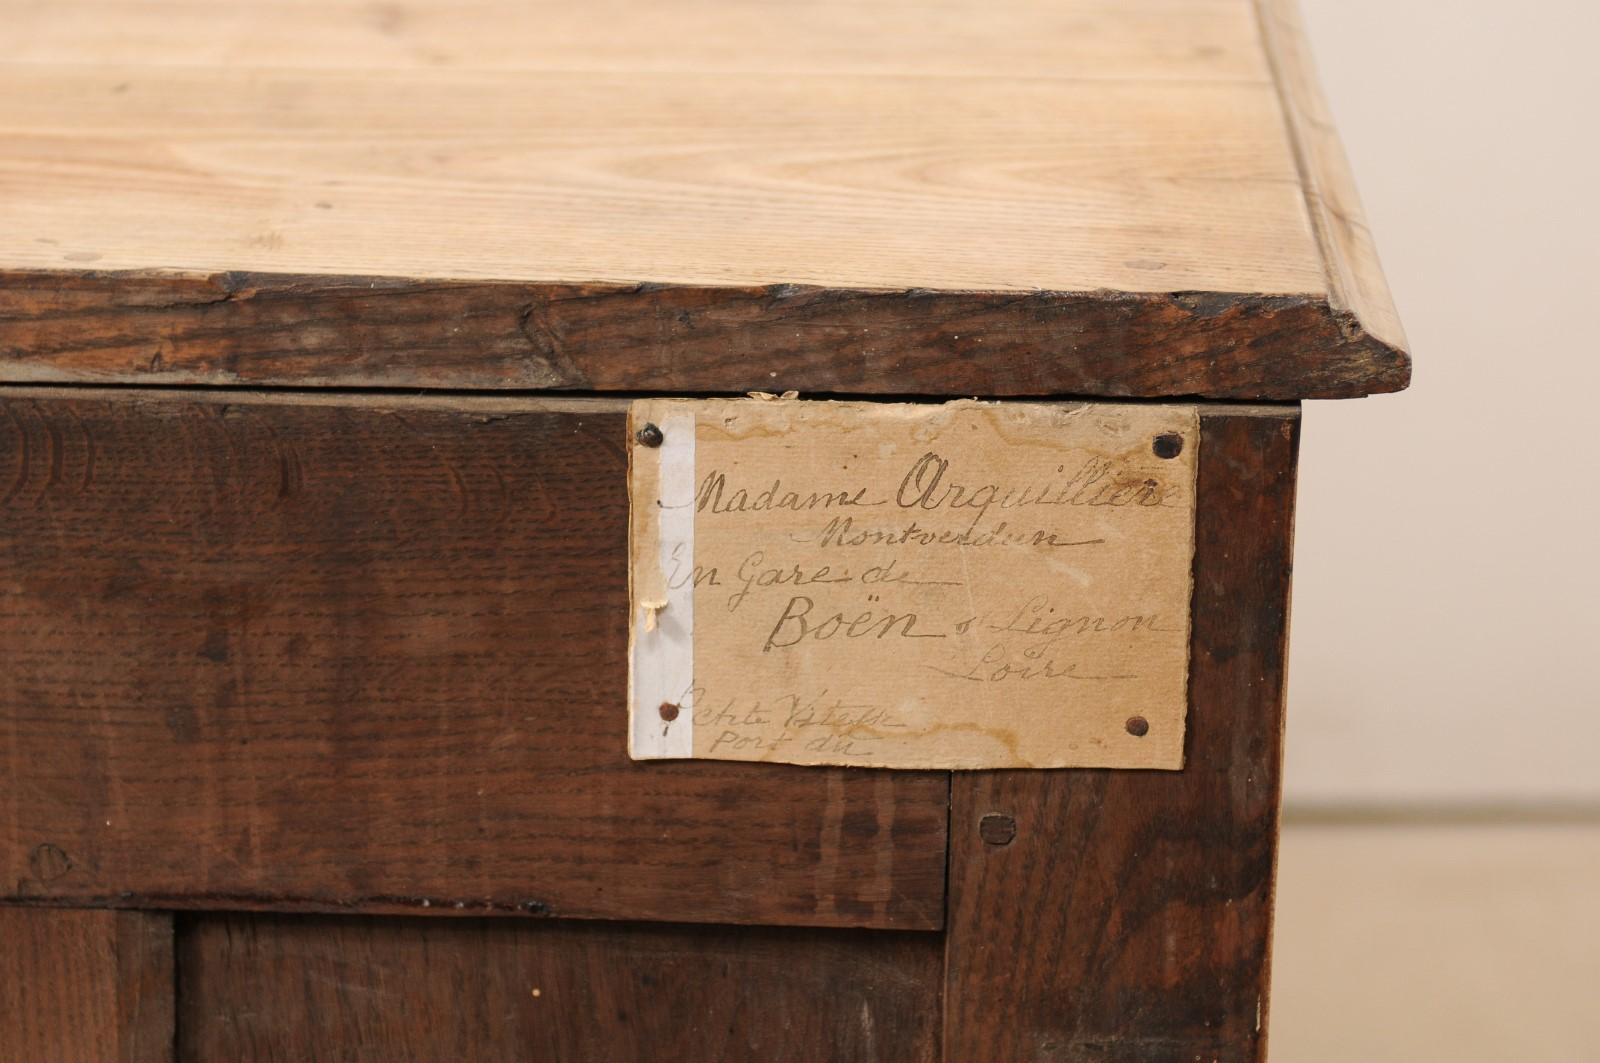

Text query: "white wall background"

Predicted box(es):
[1286, 1, 1600, 808]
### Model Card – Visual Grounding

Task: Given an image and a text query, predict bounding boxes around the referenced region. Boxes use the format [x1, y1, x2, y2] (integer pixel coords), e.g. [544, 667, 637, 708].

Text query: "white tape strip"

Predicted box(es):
[629, 409, 695, 759]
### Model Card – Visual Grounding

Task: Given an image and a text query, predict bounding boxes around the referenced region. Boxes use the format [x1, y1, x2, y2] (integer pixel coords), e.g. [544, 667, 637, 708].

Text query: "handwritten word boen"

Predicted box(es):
[758, 594, 1168, 655]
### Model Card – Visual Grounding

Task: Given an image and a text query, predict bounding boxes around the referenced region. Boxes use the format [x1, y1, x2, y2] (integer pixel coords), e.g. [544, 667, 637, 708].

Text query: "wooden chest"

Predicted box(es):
[0, 1, 1408, 1059]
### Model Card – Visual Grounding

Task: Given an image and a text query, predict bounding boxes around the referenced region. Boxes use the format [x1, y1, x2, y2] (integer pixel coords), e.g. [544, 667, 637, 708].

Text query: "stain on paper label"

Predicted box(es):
[628, 399, 1198, 770]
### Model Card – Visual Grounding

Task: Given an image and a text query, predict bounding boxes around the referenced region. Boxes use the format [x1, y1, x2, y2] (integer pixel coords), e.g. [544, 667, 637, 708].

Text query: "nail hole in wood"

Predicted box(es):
[979, 813, 1016, 846]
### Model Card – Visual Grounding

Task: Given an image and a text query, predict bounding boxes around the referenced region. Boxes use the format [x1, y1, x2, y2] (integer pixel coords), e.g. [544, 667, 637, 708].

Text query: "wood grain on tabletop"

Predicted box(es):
[943, 410, 1299, 1063]
[177, 914, 942, 1062]
[0, 388, 949, 929]
[0, 908, 174, 1063]
[0, 0, 1408, 399]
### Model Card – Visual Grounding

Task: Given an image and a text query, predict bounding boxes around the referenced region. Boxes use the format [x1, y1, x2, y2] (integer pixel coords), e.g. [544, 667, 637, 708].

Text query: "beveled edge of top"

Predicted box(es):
[0, 267, 1407, 400]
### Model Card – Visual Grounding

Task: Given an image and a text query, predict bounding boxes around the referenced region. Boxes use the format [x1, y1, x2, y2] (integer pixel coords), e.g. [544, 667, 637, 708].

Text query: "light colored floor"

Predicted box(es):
[1269, 823, 1600, 1061]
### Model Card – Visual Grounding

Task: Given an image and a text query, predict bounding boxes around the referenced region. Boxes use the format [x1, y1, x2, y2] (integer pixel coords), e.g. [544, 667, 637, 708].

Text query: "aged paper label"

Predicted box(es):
[628, 399, 1198, 770]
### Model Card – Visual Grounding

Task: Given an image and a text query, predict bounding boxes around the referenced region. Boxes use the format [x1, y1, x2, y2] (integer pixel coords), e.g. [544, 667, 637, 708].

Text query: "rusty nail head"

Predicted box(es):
[636, 422, 665, 448]
[979, 813, 1017, 846]
[658, 702, 680, 722]
[1125, 715, 1150, 737]
[1152, 432, 1184, 459]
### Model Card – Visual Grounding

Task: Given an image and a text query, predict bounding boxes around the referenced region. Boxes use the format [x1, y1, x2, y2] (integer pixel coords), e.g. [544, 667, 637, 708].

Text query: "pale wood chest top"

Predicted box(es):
[0, 0, 1408, 399]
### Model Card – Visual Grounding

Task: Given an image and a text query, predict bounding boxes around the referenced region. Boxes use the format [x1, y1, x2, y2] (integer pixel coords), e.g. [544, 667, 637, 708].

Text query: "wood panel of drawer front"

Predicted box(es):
[177, 913, 941, 1062]
[0, 389, 948, 929]
[0, 907, 174, 1063]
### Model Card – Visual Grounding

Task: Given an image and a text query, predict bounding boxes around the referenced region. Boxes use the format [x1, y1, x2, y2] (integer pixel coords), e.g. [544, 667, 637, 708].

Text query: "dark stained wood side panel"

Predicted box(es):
[0, 389, 948, 929]
[0, 270, 1410, 400]
[0, 907, 174, 1063]
[942, 409, 1299, 1062]
[176, 913, 942, 1062]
